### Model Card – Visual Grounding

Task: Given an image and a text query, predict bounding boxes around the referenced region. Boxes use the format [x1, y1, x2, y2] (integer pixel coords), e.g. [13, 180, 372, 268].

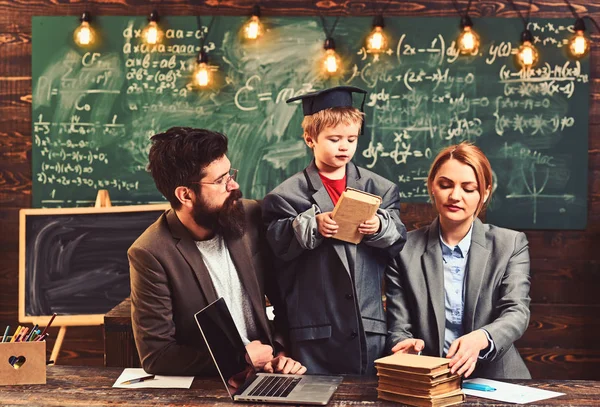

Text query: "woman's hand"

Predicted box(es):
[391, 338, 425, 354]
[446, 330, 490, 378]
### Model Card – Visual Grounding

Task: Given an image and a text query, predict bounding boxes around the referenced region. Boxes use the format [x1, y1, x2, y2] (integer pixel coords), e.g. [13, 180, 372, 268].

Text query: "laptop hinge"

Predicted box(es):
[234, 370, 258, 397]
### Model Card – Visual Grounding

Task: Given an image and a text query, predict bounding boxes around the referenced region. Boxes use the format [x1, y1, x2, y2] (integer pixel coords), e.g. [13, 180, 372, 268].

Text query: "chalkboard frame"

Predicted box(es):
[19, 204, 169, 326]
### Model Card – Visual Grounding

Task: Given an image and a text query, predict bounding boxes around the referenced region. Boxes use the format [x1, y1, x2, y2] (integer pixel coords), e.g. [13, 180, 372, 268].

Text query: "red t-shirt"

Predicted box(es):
[319, 173, 346, 206]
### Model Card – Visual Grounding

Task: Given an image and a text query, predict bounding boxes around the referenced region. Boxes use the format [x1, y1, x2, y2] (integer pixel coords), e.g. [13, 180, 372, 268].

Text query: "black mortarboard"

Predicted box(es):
[286, 85, 367, 116]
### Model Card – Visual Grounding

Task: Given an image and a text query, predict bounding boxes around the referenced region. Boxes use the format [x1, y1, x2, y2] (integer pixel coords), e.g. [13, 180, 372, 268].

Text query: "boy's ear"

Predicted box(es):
[303, 133, 315, 148]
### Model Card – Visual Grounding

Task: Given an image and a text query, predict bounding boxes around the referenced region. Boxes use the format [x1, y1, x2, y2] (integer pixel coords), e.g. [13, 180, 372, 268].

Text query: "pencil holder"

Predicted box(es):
[0, 341, 46, 385]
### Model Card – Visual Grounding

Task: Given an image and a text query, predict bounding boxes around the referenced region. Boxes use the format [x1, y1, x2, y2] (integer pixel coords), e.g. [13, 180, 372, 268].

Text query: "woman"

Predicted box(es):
[385, 142, 531, 379]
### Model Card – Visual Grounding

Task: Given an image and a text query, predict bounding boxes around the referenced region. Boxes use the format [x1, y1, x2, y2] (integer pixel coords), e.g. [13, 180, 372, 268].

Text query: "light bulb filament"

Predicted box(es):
[324, 50, 339, 73]
[568, 30, 590, 59]
[366, 26, 387, 53]
[75, 21, 93, 46]
[144, 21, 162, 45]
[517, 41, 538, 68]
[246, 16, 262, 40]
[195, 63, 210, 87]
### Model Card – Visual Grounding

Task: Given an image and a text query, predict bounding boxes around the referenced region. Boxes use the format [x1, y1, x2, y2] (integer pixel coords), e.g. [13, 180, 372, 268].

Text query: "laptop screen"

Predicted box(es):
[194, 297, 251, 381]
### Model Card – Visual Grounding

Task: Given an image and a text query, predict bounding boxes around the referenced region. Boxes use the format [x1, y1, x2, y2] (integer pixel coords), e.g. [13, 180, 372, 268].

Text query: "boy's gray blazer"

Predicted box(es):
[385, 217, 532, 379]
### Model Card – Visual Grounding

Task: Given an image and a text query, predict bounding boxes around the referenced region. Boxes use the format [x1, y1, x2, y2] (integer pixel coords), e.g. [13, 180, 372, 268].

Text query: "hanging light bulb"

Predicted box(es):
[243, 5, 263, 40]
[74, 11, 95, 46]
[142, 10, 163, 45]
[568, 18, 590, 59]
[456, 15, 480, 54]
[366, 15, 388, 53]
[194, 51, 211, 88]
[322, 38, 341, 75]
[516, 29, 539, 69]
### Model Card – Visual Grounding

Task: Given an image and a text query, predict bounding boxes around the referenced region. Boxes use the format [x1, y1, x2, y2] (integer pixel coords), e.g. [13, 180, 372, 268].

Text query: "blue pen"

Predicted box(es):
[463, 382, 496, 392]
[1, 326, 9, 342]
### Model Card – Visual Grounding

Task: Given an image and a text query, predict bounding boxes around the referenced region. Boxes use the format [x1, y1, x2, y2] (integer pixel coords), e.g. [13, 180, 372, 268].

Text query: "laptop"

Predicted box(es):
[194, 297, 343, 405]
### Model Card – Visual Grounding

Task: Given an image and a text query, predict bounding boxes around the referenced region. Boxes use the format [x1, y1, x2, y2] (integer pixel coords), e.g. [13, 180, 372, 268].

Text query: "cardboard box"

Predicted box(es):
[0, 341, 46, 385]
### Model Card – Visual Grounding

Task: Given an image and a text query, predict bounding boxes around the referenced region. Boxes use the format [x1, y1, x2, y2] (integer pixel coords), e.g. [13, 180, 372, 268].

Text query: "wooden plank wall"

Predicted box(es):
[0, 0, 598, 379]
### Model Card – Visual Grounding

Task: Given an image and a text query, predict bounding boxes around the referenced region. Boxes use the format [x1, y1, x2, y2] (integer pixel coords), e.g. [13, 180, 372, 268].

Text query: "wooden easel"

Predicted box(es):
[49, 189, 112, 364]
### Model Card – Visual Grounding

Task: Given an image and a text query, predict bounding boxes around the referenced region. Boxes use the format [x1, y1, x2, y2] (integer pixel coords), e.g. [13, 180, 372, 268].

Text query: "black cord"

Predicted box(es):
[584, 15, 600, 33]
[378, 0, 393, 16]
[451, 0, 474, 18]
[506, 0, 533, 27]
[525, 0, 533, 25]
[197, 0, 221, 50]
[451, 0, 461, 15]
[319, 15, 341, 38]
[562, 0, 580, 19]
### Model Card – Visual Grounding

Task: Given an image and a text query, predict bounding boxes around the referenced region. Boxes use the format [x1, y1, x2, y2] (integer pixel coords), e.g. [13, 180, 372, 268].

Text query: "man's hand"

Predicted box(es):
[316, 212, 338, 238]
[446, 330, 489, 378]
[358, 214, 380, 235]
[245, 340, 274, 370]
[391, 338, 425, 354]
[264, 353, 307, 375]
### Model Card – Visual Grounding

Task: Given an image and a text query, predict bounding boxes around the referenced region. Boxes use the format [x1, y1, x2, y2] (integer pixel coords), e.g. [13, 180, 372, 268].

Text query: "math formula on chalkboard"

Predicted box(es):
[32, 16, 589, 229]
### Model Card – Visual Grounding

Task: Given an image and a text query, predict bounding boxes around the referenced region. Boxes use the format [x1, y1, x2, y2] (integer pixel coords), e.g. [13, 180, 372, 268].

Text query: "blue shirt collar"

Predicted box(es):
[439, 221, 474, 257]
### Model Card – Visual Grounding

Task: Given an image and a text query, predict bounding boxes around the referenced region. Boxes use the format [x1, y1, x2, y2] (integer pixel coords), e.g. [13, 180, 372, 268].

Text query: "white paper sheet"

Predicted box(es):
[113, 368, 194, 389]
[463, 378, 565, 404]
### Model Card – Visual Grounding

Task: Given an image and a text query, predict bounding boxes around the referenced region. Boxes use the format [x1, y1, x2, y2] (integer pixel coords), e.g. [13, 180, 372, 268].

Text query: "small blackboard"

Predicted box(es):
[19, 204, 169, 325]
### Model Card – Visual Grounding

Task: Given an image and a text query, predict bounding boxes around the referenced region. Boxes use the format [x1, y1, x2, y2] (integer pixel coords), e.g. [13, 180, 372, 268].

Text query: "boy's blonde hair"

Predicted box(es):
[302, 107, 364, 140]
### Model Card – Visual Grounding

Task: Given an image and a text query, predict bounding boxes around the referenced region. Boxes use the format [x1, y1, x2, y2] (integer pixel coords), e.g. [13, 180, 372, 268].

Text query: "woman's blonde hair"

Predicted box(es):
[427, 142, 493, 217]
[301, 107, 364, 140]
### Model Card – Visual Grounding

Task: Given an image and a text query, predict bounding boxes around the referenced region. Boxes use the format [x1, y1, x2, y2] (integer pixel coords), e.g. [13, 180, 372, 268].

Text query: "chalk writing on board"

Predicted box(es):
[32, 16, 588, 229]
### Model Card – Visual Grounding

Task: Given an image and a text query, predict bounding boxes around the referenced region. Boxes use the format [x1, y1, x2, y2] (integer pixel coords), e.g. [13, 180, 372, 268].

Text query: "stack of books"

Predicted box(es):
[375, 353, 465, 407]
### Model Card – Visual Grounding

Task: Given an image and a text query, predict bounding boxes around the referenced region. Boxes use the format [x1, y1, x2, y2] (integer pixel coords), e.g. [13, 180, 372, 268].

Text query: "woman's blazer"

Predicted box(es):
[385, 217, 532, 379]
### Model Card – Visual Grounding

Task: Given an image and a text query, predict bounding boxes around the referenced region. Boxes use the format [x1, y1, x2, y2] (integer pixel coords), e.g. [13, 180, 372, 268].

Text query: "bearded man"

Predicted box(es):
[128, 127, 305, 377]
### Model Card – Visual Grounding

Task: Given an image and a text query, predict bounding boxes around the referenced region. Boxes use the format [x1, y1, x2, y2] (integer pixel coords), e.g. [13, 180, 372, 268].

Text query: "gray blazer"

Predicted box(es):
[128, 200, 285, 376]
[385, 217, 531, 379]
[262, 160, 407, 375]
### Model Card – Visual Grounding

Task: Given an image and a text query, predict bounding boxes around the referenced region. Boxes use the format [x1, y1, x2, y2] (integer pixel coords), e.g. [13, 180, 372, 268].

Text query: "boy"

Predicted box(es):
[262, 86, 407, 375]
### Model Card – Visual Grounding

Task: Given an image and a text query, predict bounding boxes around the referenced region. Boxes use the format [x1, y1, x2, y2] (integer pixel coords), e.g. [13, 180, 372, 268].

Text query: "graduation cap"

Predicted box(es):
[286, 85, 367, 116]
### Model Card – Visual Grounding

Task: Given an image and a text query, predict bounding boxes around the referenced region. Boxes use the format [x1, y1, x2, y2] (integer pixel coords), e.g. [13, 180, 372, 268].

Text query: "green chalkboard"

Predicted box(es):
[32, 16, 589, 229]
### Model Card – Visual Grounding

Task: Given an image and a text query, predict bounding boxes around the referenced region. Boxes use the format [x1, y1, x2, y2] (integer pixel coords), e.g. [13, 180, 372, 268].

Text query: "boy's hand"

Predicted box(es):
[316, 212, 338, 238]
[359, 214, 380, 235]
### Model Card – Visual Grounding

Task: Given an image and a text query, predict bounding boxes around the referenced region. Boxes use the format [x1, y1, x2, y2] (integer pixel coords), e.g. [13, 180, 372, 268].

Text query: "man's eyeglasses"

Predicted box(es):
[193, 168, 238, 192]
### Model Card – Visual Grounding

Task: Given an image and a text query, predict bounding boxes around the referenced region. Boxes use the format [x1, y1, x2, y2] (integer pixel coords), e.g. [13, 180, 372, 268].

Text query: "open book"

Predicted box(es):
[331, 187, 382, 244]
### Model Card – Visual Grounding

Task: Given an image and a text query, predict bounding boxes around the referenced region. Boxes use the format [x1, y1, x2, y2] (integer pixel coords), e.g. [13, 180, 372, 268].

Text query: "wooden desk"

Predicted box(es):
[0, 366, 597, 406]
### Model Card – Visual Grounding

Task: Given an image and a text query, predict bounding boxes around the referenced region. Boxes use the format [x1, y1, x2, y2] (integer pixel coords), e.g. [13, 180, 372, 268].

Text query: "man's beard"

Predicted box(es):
[191, 189, 246, 239]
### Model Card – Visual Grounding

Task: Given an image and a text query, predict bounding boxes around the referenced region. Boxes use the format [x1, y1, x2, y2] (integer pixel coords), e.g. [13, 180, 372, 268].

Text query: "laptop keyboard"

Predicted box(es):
[248, 376, 301, 398]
